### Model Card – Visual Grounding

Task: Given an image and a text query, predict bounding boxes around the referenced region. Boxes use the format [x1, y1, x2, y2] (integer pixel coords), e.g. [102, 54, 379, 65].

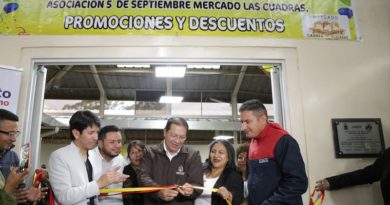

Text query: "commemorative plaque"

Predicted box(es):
[332, 118, 385, 158]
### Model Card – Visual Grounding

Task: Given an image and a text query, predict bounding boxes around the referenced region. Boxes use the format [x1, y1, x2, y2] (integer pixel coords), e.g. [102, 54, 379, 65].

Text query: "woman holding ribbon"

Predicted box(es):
[194, 140, 244, 205]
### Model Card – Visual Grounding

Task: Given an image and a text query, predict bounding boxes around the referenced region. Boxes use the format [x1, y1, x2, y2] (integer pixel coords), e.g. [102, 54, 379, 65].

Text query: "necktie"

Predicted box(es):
[85, 156, 95, 205]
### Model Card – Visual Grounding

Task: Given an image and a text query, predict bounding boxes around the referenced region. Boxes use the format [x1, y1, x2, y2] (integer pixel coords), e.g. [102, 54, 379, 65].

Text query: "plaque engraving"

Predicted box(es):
[332, 118, 385, 158]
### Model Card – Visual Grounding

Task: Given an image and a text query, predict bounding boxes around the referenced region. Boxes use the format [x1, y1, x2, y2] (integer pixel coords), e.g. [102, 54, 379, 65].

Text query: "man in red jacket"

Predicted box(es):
[239, 99, 307, 205]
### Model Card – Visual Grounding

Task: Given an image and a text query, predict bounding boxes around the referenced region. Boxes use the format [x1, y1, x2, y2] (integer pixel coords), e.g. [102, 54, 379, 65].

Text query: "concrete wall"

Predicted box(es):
[1, 0, 389, 204]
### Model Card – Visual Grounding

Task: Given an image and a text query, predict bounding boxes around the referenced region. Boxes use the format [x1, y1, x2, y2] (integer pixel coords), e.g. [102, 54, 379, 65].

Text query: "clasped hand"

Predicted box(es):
[158, 182, 194, 201]
[97, 166, 129, 188]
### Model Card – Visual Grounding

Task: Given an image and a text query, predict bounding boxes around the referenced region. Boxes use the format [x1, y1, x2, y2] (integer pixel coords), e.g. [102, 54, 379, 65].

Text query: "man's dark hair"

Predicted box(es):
[127, 140, 145, 155]
[164, 117, 188, 131]
[69, 110, 100, 140]
[99, 125, 120, 141]
[239, 99, 268, 118]
[0, 109, 19, 122]
[205, 140, 236, 172]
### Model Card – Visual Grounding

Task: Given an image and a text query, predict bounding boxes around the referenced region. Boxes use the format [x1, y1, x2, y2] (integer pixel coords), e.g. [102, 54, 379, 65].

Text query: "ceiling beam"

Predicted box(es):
[231, 65, 247, 117]
[209, 98, 225, 103]
[89, 65, 107, 118]
[41, 127, 60, 138]
[45, 65, 73, 93]
[68, 67, 267, 77]
[44, 88, 235, 93]
[231, 66, 247, 147]
[41, 113, 67, 127]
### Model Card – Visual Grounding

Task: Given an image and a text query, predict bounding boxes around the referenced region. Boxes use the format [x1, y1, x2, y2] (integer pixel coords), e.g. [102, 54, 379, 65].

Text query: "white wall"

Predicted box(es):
[1, 0, 389, 204]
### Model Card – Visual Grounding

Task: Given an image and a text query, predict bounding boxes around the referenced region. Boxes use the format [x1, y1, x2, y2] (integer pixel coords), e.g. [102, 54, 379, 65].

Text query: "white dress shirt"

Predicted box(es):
[195, 174, 220, 205]
[89, 147, 127, 205]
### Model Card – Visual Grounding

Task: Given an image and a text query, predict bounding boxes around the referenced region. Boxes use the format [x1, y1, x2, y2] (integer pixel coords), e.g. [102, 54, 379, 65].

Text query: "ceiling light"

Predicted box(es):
[213, 135, 234, 140]
[155, 66, 186, 78]
[117, 64, 150, 68]
[159, 96, 183, 103]
[187, 65, 220, 69]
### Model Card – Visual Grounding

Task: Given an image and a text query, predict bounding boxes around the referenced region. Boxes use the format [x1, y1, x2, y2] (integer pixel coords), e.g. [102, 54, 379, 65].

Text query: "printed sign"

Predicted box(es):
[0, 65, 22, 113]
[0, 0, 360, 40]
[302, 14, 351, 40]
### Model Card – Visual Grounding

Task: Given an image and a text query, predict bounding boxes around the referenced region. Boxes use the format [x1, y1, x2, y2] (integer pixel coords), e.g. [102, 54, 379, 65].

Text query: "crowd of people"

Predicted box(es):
[0, 98, 388, 205]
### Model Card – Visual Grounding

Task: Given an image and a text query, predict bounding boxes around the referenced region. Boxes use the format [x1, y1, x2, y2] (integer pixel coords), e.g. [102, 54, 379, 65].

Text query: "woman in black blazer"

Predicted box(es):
[123, 140, 145, 205]
[194, 140, 244, 205]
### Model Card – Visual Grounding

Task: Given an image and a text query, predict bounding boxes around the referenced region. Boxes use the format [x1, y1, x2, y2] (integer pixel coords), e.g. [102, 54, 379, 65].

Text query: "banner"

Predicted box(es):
[0, 65, 22, 113]
[0, 0, 360, 40]
[100, 185, 232, 205]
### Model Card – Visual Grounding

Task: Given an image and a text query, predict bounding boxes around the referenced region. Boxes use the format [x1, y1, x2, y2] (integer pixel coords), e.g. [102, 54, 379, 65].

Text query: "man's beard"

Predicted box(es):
[100, 147, 119, 159]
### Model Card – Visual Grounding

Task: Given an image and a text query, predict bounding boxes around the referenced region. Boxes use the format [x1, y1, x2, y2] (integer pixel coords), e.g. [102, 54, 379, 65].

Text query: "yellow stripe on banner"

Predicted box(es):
[100, 185, 232, 205]
[192, 185, 219, 192]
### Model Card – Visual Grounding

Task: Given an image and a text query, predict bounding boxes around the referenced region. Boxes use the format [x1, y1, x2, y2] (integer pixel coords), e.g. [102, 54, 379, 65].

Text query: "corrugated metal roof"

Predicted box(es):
[42, 64, 274, 145]
[44, 64, 273, 103]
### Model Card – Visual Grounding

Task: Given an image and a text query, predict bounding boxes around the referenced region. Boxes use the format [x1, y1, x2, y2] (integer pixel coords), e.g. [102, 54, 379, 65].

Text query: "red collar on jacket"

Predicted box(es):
[248, 122, 289, 160]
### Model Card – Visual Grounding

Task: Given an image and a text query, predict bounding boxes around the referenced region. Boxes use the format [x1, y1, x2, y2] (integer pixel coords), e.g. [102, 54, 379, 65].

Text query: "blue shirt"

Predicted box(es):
[0, 145, 20, 179]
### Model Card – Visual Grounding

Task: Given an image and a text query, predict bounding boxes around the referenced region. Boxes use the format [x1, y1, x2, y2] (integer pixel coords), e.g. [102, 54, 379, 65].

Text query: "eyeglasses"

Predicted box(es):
[168, 134, 187, 141]
[0, 130, 21, 138]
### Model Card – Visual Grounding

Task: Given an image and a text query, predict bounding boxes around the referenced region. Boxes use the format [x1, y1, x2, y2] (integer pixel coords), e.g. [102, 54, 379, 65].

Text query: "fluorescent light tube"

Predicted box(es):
[159, 96, 183, 103]
[155, 66, 186, 77]
[213, 135, 234, 140]
[117, 64, 150, 68]
[187, 65, 220, 69]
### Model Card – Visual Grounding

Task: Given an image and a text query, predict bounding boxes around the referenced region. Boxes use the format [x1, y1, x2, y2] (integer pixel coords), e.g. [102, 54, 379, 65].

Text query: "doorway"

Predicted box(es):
[19, 46, 298, 174]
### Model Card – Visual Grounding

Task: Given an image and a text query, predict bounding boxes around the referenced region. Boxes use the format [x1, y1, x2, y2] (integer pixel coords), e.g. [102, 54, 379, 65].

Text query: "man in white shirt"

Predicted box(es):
[48, 110, 128, 205]
[89, 125, 127, 205]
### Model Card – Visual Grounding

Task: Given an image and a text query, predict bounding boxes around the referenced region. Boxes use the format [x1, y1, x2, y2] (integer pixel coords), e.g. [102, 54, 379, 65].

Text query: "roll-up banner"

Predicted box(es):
[0, 65, 22, 113]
